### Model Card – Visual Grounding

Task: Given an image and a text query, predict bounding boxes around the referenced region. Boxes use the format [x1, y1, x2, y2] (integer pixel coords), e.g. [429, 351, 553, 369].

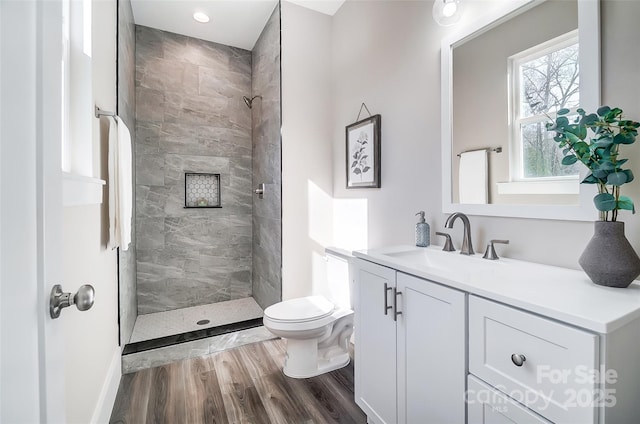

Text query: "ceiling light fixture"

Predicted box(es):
[193, 11, 210, 23]
[433, 0, 462, 26]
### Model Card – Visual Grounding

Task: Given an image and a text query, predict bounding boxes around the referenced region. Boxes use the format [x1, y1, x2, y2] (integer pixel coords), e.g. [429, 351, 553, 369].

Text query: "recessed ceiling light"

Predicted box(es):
[193, 12, 210, 23]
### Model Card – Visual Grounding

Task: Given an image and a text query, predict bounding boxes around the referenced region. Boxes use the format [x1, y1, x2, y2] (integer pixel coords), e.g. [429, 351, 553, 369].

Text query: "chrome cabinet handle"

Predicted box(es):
[393, 288, 402, 321]
[50, 284, 95, 319]
[511, 353, 526, 367]
[383, 283, 393, 315]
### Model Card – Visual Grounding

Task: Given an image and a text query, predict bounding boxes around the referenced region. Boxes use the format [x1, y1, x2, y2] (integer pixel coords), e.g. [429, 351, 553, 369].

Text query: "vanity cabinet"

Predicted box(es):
[354, 259, 466, 424]
[354, 245, 640, 424]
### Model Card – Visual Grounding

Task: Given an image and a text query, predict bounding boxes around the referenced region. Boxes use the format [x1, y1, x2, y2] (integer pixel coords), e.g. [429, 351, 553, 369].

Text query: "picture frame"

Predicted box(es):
[346, 114, 381, 189]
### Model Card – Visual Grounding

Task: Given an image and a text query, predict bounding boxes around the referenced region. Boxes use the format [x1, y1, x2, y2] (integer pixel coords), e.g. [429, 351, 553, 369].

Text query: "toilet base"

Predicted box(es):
[282, 337, 351, 378]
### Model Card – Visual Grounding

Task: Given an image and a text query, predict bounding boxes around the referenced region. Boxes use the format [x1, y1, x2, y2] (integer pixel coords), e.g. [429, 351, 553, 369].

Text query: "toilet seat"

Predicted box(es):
[264, 295, 335, 323]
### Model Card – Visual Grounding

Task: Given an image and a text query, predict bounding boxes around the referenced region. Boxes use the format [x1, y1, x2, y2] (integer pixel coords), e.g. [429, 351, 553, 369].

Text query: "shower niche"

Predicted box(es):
[184, 173, 221, 208]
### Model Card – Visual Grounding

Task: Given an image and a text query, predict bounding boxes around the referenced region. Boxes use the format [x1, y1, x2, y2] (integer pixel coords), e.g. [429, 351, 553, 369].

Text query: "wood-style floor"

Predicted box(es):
[109, 338, 367, 424]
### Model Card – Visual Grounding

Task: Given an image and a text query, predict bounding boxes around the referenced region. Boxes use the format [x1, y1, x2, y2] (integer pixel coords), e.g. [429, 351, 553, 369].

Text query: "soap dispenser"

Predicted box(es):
[415, 211, 430, 247]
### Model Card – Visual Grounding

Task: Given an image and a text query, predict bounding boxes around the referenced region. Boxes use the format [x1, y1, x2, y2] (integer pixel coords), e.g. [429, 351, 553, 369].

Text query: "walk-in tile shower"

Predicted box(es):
[117, 1, 281, 357]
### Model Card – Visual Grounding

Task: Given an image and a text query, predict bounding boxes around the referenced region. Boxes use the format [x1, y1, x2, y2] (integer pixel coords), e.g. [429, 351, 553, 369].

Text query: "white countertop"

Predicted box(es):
[353, 245, 640, 334]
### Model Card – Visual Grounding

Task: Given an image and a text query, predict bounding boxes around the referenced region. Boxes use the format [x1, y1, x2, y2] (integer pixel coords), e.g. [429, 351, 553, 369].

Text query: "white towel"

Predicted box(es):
[458, 150, 488, 204]
[108, 116, 133, 250]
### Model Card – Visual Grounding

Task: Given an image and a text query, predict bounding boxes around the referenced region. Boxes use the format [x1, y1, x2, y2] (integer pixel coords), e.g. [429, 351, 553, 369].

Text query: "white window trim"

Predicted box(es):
[497, 175, 580, 196]
[61, 0, 105, 206]
[508, 29, 580, 184]
[63, 172, 105, 206]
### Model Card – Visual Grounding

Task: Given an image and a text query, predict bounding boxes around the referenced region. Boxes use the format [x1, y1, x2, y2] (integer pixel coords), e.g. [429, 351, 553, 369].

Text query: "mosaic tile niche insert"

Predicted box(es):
[184, 173, 221, 208]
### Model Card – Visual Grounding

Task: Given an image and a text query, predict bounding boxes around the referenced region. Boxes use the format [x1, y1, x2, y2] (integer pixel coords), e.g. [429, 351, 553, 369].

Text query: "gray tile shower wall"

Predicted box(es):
[135, 26, 253, 314]
[117, 0, 137, 346]
[251, 5, 282, 309]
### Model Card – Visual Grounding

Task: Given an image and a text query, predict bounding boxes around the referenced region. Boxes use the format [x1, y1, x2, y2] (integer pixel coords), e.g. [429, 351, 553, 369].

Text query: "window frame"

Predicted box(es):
[508, 29, 580, 183]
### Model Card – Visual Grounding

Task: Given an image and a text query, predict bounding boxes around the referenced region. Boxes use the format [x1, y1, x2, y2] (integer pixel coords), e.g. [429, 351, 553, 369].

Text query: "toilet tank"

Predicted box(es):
[325, 247, 355, 310]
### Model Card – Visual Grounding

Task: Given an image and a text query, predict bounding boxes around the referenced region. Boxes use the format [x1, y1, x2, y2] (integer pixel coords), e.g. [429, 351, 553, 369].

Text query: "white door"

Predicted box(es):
[396, 272, 466, 424]
[1, 0, 66, 422]
[354, 259, 398, 424]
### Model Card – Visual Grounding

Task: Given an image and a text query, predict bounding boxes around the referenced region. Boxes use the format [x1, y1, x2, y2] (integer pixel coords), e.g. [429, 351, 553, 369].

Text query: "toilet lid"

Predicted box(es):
[264, 295, 335, 322]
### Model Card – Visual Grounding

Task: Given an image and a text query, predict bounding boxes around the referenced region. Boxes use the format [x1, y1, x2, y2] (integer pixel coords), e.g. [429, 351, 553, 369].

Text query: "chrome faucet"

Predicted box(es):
[444, 212, 474, 255]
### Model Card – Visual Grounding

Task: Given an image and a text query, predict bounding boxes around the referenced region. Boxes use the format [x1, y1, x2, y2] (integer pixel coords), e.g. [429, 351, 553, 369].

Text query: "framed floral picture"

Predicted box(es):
[346, 114, 381, 189]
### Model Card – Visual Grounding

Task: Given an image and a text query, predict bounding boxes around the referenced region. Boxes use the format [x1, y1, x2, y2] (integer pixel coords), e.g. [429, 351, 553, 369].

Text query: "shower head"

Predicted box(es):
[242, 95, 262, 109]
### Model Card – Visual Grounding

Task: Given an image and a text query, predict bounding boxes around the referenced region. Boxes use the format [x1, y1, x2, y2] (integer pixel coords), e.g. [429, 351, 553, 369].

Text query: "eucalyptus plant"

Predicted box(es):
[546, 106, 640, 221]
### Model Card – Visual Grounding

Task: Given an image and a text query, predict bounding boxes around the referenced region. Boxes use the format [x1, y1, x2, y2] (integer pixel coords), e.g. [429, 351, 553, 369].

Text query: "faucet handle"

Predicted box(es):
[483, 239, 509, 260]
[435, 232, 456, 252]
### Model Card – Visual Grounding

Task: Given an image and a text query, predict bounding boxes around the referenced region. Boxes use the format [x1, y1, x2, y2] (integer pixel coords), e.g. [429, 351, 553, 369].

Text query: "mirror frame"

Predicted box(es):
[441, 0, 601, 221]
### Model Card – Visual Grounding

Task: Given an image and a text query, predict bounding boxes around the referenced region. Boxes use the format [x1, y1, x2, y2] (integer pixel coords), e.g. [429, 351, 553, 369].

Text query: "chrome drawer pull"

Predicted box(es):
[511, 353, 526, 367]
[383, 283, 393, 315]
[393, 288, 402, 321]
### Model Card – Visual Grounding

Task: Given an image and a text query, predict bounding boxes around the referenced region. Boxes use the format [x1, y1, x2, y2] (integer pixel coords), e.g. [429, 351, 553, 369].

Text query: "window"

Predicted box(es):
[509, 30, 581, 181]
[61, 0, 92, 175]
[61, 0, 104, 206]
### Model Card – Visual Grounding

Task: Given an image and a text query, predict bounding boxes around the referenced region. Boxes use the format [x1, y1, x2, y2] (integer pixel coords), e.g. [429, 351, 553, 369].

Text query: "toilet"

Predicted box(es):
[263, 247, 354, 378]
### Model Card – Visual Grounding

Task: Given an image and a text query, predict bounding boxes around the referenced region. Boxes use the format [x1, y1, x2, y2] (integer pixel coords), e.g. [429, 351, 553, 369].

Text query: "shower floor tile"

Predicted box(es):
[130, 297, 264, 343]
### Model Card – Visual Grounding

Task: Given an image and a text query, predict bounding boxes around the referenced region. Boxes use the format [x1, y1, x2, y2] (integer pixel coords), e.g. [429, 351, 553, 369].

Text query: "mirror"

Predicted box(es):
[441, 0, 600, 220]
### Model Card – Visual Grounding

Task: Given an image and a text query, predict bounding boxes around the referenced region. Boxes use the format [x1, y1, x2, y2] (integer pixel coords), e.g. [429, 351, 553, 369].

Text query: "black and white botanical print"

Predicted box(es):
[349, 123, 374, 183]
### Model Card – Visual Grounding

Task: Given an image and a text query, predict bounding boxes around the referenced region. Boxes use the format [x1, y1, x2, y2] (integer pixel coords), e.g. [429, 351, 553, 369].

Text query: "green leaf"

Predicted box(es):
[613, 133, 635, 144]
[598, 160, 615, 171]
[580, 113, 599, 125]
[565, 132, 581, 144]
[556, 116, 570, 128]
[624, 169, 635, 183]
[597, 106, 611, 116]
[562, 155, 578, 165]
[581, 174, 599, 184]
[558, 108, 570, 115]
[573, 142, 589, 156]
[607, 172, 628, 186]
[617, 196, 635, 213]
[593, 139, 613, 148]
[594, 193, 617, 211]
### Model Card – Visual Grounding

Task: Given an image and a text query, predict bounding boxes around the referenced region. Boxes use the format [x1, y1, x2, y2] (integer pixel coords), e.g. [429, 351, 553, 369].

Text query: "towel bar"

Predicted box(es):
[94, 105, 116, 118]
[457, 146, 502, 157]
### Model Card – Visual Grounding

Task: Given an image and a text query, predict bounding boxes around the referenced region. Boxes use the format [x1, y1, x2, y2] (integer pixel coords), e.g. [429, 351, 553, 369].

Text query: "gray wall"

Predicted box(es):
[135, 26, 253, 314]
[117, 0, 137, 345]
[251, 5, 282, 309]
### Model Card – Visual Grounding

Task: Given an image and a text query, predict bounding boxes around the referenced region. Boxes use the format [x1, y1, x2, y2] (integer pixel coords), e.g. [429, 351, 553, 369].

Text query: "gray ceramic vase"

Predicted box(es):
[579, 221, 640, 288]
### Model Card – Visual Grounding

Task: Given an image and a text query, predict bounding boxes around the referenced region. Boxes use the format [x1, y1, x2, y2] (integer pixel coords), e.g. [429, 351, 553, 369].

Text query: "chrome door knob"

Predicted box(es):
[74, 285, 95, 311]
[50, 284, 95, 319]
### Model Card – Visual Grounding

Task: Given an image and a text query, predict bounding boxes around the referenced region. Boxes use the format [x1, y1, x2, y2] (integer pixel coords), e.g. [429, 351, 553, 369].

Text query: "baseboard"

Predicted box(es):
[90, 346, 122, 424]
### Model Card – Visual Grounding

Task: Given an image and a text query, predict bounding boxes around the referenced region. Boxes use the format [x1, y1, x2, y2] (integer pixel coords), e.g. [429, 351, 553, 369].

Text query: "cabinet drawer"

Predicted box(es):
[468, 375, 552, 424]
[469, 296, 598, 424]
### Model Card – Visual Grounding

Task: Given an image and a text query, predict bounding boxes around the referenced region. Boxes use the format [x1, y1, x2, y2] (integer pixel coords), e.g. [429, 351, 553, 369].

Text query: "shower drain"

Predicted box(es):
[196, 319, 210, 326]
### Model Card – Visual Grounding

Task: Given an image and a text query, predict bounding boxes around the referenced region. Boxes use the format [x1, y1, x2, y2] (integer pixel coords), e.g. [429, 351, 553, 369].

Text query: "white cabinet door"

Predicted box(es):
[355, 259, 398, 424]
[397, 272, 466, 424]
